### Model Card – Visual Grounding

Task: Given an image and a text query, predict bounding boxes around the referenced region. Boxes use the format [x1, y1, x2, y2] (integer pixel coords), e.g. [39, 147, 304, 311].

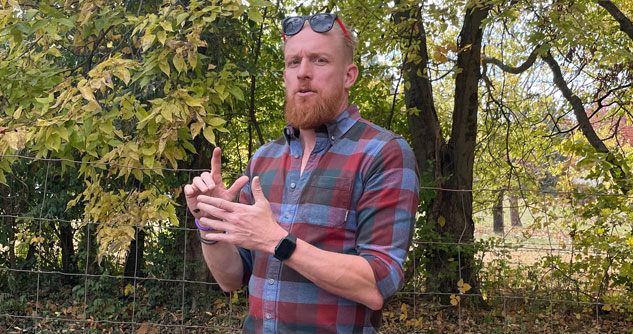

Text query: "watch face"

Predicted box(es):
[275, 234, 297, 261]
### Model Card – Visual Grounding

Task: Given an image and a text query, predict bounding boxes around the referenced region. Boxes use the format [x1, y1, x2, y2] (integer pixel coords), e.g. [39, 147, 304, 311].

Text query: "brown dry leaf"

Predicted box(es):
[137, 322, 149, 334]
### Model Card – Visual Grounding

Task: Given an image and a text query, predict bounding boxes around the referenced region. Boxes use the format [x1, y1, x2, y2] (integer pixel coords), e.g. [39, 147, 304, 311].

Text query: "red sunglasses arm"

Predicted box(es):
[335, 17, 352, 42]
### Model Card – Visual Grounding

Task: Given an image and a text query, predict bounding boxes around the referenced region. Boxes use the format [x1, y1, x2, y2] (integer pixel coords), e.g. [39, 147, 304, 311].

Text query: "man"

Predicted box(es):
[184, 13, 419, 333]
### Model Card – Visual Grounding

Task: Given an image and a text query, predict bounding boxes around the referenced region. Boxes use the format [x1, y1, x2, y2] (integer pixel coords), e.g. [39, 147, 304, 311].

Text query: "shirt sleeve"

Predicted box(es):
[356, 136, 419, 300]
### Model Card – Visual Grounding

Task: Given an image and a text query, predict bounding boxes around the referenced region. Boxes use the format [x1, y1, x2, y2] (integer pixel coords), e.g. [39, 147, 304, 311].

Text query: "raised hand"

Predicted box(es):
[195, 176, 287, 253]
[184, 147, 249, 219]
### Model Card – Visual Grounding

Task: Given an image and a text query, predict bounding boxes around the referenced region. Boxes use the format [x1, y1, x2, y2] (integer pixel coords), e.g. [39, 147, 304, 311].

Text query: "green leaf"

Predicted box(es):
[206, 117, 226, 127]
[228, 85, 244, 101]
[247, 7, 263, 23]
[159, 58, 170, 76]
[184, 95, 203, 107]
[176, 12, 189, 26]
[203, 126, 216, 145]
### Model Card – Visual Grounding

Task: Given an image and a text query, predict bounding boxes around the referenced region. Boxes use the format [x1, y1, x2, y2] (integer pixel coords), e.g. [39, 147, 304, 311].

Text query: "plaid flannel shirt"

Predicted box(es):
[237, 105, 419, 333]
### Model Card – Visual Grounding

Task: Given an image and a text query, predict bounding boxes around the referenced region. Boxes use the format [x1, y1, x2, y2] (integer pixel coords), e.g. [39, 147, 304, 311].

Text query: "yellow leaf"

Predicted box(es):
[13, 106, 23, 119]
[157, 30, 166, 45]
[48, 47, 62, 57]
[159, 21, 173, 32]
[437, 216, 446, 227]
[4, 131, 20, 150]
[188, 50, 197, 69]
[141, 33, 156, 51]
[450, 294, 459, 306]
[433, 48, 449, 64]
[114, 68, 131, 85]
[83, 100, 102, 111]
[124, 283, 134, 296]
[79, 86, 96, 102]
[160, 106, 173, 122]
[191, 122, 203, 139]
[602, 304, 612, 311]
[173, 54, 186, 73]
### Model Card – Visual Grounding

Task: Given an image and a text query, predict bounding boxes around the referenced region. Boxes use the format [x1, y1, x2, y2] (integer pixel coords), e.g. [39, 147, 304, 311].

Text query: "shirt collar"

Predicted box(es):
[283, 104, 360, 144]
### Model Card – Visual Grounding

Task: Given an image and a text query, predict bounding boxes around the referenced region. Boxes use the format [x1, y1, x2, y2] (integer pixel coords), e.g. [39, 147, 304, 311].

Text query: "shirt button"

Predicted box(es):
[284, 212, 290, 219]
[330, 136, 335, 141]
[265, 313, 272, 320]
[293, 154, 299, 159]
[290, 182, 296, 189]
[268, 278, 274, 285]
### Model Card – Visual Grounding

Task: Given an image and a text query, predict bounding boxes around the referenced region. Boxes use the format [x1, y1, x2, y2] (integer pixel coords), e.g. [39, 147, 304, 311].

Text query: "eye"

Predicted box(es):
[287, 58, 300, 67]
[315, 57, 328, 64]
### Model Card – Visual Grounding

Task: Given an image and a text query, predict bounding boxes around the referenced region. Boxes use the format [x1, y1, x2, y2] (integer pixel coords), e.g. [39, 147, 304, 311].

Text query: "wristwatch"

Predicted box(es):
[274, 233, 297, 261]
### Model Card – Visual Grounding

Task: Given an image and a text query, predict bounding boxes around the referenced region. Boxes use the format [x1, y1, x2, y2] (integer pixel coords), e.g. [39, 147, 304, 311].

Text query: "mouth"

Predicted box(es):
[296, 88, 316, 96]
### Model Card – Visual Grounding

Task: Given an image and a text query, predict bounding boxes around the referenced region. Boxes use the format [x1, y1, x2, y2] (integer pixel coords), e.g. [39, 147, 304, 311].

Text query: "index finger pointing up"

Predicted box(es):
[211, 147, 223, 182]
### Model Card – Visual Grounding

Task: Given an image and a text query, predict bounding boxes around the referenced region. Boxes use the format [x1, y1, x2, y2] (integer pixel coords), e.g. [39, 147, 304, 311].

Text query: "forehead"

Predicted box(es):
[284, 26, 343, 59]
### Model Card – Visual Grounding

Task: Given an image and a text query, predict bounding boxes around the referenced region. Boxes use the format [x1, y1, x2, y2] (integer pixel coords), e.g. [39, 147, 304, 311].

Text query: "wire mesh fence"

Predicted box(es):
[1, 155, 632, 333]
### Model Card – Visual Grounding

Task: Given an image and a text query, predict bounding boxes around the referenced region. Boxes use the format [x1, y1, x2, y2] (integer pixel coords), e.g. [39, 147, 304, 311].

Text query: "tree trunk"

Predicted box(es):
[59, 221, 76, 273]
[8, 217, 16, 269]
[124, 227, 145, 279]
[397, 2, 490, 304]
[510, 196, 522, 227]
[85, 222, 98, 275]
[493, 190, 504, 234]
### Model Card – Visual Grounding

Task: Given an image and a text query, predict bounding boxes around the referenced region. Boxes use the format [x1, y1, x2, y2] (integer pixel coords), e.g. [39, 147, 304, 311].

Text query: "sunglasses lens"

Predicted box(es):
[282, 17, 305, 36]
[310, 14, 335, 33]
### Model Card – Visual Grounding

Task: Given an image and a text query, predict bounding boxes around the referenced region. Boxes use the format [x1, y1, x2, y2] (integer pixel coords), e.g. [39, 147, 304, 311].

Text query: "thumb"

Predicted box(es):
[251, 176, 267, 203]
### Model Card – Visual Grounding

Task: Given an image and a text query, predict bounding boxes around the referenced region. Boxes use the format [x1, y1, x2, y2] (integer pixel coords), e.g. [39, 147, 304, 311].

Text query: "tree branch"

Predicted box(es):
[247, 7, 267, 146]
[542, 50, 630, 193]
[483, 45, 540, 74]
[598, 0, 633, 41]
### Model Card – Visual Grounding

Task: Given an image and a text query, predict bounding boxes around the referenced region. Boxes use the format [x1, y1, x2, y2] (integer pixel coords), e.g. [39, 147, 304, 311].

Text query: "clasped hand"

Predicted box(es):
[184, 147, 286, 254]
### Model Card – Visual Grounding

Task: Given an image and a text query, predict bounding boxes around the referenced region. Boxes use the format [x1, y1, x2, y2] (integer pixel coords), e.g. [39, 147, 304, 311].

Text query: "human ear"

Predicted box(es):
[344, 63, 359, 89]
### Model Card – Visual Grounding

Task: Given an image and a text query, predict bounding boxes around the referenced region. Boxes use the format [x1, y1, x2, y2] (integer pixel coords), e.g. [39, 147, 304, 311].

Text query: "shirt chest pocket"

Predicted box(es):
[298, 176, 353, 227]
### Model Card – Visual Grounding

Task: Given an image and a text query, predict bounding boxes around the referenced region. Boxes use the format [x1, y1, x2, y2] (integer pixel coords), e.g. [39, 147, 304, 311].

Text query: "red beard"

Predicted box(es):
[284, 86, 345, 129]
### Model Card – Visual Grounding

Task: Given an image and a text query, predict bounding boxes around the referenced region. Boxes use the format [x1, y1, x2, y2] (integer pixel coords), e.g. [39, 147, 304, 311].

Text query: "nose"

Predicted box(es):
[297, 57, 312, 80]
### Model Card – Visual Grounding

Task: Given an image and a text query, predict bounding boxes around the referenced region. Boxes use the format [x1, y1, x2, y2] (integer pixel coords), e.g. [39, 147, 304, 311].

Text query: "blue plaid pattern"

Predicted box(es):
[237, 105, 419, 333]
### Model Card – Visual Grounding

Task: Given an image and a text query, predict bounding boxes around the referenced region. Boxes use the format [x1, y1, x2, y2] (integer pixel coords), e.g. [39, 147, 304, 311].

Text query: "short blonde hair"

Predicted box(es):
[333, 17, 357, 64]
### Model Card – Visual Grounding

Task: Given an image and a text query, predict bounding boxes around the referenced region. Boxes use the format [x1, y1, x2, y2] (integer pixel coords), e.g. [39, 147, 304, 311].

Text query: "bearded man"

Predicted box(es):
[184, 13, 419, 333]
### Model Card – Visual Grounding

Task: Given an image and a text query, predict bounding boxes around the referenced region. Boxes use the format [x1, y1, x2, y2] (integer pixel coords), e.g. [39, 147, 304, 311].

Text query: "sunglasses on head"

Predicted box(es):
[281, 13, 351, 42]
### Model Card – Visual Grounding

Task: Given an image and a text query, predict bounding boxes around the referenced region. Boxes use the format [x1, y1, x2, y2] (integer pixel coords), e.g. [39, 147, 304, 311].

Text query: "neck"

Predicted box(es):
[299, 128, 316, 154]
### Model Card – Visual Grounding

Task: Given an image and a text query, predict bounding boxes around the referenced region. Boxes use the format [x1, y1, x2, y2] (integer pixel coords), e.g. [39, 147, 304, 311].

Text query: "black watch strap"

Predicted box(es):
[274, 233, 297, 261]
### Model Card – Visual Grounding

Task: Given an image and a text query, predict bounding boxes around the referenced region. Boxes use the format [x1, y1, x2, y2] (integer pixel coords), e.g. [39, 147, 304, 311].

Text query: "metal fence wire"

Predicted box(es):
[1, 155, 632, 333]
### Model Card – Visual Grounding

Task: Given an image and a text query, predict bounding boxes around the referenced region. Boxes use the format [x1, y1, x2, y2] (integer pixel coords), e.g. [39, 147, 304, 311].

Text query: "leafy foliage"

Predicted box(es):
[2, 0, 633, 331]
